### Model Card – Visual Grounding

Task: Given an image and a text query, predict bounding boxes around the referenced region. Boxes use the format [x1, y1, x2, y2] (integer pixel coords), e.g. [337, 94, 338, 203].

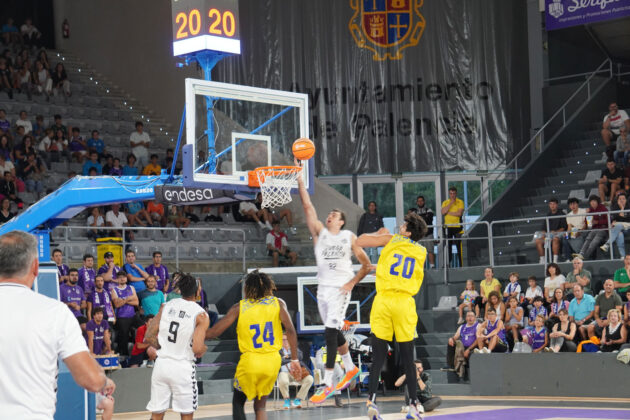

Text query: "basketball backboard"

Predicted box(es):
[183, 78, 312, 195]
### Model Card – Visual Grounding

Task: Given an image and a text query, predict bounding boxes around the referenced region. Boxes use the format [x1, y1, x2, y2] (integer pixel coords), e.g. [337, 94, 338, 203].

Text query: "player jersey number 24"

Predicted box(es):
[375, 234, 426, 296]
[236, 296, 283, 354]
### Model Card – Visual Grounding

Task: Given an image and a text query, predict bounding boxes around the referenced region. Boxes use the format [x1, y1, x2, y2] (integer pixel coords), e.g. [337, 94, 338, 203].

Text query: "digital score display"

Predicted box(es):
[171, 0, 241, 56]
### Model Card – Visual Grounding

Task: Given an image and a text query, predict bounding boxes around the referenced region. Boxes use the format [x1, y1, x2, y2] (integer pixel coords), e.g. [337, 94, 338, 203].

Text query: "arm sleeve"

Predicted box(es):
[57, 304, 89, 360]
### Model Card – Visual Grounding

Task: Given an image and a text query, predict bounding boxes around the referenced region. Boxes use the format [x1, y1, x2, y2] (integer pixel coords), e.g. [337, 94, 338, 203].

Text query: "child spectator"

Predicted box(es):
[142, 154, 161, 176]
[523, 276, 543, 316]
[86, 307, 112, 356]
[146, 200, 166, 226]
[548, 308, 577, 353]
[528, 315, 548, 353]
[474, 308, 507, 353]
[484, 291, 505, 320]
[69, 128, 87, 163]
[109, 157, 123, 176]
[122, 153, 138, 176]
[457, 279, 479, 324]
[600, 309, 627, 352]
[15, 110, 32, 135]
[87, 276, 116, 325]
[503, 272, 521, 302]
[33, 61, 51, 99]
[49, 114, 68, 138]
[137, 276, 164, 316]
[50, 129, 69, 161]
[504, 296, 524, 347]
[82, 151, 102, 175]
[523, 297, 547, 346]
[87, 130, 105, 157]
[128, 315, 158, 368]
[101, 154, 113, 175]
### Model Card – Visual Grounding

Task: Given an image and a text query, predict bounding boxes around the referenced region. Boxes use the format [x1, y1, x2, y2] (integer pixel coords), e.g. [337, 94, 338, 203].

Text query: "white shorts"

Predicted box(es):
[239, 201, 257, 214]
[317, 285, 351, 330]
[146, 358, 198, 414]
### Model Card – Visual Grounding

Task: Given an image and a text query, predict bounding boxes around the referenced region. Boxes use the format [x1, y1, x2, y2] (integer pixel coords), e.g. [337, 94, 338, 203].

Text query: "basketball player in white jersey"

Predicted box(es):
[144, 274, 210, 420]
[296, 164, 372, 403]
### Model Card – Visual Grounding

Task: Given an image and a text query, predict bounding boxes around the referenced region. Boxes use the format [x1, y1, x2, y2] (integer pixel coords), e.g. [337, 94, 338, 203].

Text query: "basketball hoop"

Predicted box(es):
[248, 166, 302, 208]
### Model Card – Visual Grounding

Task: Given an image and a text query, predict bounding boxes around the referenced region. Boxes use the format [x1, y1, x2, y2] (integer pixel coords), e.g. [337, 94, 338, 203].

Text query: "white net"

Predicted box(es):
[255, 166, 302, 208]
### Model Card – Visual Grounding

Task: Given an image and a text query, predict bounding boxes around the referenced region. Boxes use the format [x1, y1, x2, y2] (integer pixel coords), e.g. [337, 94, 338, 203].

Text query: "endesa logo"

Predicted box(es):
[163, 187, 214, 203]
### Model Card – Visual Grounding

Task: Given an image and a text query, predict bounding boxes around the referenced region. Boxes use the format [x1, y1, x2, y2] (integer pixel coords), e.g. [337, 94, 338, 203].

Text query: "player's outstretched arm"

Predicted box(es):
[295, 158, 323, 238]
[192, 311, 210, 358]
[356, 228, 393, 248]
[278, 298, 301, 377]
[144, 304, 163, 349]
[341, 235, 373, 294]
[205, 303, 239, 339]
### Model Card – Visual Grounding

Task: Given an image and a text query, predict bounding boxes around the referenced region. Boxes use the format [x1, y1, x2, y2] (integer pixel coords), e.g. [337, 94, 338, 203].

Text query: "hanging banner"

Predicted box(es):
[214, 0, 530, 175]
[545, 0, 630, 31]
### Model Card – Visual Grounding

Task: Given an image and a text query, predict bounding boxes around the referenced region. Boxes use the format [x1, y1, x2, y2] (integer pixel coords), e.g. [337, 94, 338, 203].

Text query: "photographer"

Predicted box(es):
[394, 360, 442, 413]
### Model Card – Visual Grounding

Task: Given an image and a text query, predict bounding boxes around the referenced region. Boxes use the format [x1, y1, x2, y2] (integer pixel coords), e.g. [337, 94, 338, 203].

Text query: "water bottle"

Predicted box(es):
[586, 215, 593, 229]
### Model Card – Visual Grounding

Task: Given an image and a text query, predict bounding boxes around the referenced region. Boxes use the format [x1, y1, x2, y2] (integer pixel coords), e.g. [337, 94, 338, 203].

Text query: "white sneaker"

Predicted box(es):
[483, 347, 491, 354]
[457, 317, 464, 325]
[265, 221, 273, 230]
[401, 405, 409, 413]
[257, 221, 265, 229]
[600, 243, 609, 252]
[473, 348, 481, 354]
[552, 255, 558, 263]
[538, 257, 545, 264]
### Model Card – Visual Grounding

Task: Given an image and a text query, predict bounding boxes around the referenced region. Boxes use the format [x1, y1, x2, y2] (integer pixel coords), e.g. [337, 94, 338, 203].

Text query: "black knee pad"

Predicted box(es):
[337, 329, 346, 347]
[325, 327, 339, 369]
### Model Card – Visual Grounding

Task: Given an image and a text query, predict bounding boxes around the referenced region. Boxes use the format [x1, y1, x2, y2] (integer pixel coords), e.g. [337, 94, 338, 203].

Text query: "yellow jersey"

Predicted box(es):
[375, 234, 426, 296]
[441, 198, 464, 228]
[236, 296, 283, 354]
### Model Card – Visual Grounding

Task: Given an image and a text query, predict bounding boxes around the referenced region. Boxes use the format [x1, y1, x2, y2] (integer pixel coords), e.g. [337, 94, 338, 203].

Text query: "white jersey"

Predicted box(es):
[315, 228, 355, 287]
[157, 298, 204, 362]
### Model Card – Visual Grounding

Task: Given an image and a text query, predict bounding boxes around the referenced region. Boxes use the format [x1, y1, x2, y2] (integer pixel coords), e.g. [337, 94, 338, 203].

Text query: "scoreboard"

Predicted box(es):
[171, 0, 241, 56]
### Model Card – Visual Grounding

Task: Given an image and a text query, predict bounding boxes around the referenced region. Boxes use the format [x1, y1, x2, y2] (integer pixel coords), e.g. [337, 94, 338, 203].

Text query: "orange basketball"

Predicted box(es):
[292, 138, 315, 161]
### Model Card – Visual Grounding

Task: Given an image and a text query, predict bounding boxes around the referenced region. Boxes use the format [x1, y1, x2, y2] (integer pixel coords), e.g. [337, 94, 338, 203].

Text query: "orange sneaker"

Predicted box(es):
[335, 366, 360, 391]
[309, 385, 334, 404]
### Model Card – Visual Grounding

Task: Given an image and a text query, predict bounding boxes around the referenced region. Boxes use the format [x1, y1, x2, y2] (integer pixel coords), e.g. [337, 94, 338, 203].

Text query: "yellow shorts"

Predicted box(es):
[233, 351, 281, 400]
[370, 293, 418, 342]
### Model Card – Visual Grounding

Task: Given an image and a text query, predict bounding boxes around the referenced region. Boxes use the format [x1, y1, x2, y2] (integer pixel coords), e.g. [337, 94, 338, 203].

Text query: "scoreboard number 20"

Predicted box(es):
[175, 8, 236, 39]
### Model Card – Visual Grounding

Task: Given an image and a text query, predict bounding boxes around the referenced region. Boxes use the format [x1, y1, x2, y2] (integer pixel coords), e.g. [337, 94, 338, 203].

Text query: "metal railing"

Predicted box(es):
[463, 58, 613, 218]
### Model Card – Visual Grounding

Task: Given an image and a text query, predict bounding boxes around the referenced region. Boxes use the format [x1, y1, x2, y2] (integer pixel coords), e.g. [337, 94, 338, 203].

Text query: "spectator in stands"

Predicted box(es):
[484, 291, 505, 320]
[534, 198, 567, 264]
[600, 309, 627, 352]
[82, 151, 102, 175]
[15, 111, 32, 135]
[547, 288, 570, 330]
[568, 283, 595, 341]
[543, 263, 565, 303]
[87, 275, 116, 324]
[525, 296, 547, 332]
[278, 333, 313, 410]
[101, 154, 113, 175]
[125, 201, 152, 228]
[624, 290, 630, 329]
[474, 308, 507, 353]
[202, 204, 224, 222]
[598, 159, 623, 205]
[110, 270, 139, 357]
[51, 63, 71, 98]
[86, 207, 106, 240]
[183, 205, 200, 223]
[586, 279, 623, 339]
[129, 122, 150, 168]
[166, 205, 190, 231]
[601, 192, 630, 257]
[457, 279, 479, 324]
[106, 203, 134, 241]
[69, 128, 87, 163]
[0, 171, 22, 208]
[548, 309, 577, 352]
[109, 158, 123, 176]
[613, 254, 630, 299]
[527, 315, 548, 353]
[20, 17, 41, 46]
[266, 220, 298, 267]
[165, 272, 183, 302]
[33, 60, 51, 99]
[37, 128, 53, 160]
[358, 200, 384, 235]
[601, 102, 630, 157]
[0, 197, 14, 223]
[16, 134, 36, 159]
[239, 199, 272, 230]
[503, 272, 521, 302]
[1, 18, 19, 44]
[146, 251, 170, 293]
[0, 134, 11, 160]
[411, 195, 435, 268]
[614, 127, 630, 168]
[441, 186, 464, 266]
[122, 153, 139, 176]
[37, 50, 50, 70]
[0, 152, 14, 178]
[50, 115, 69, 138]
[127, 314, 158, 368]
[396, 361, 442, 413]
[78, 254, 96, 298]
[97, 252, 120, 290]
[137, 276, 164, 317]
[52, 248, 70, 283]
[18, 152, 45, 197]
[146, 200, 166, 227]
[60, 268, 87, 332]
[573, 195, 609, 260]
[86, 307, 112, 356]
[446, 311, 479, 375]
[32, 115, 44, 139]
[87, 130, 105, 158]
[123, 249, 149, 293]
[474, 267, 501, 316]
[15, 61, 32, 100]
[50, 129, 69, 161]
[142, 154, 161, 176]
[564, 257, 592, 299]
[0, 58, 13, 99]
[504, 296, 524, 348]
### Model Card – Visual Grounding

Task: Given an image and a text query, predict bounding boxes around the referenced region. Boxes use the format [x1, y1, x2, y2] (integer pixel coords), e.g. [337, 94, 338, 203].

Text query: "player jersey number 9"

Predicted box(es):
[389, 253, 415, 279]
[250, 321, 275, 348]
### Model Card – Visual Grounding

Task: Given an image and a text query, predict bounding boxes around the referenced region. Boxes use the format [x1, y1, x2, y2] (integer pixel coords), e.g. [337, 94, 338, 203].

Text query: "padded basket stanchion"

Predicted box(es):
[248, 166, 302, 208]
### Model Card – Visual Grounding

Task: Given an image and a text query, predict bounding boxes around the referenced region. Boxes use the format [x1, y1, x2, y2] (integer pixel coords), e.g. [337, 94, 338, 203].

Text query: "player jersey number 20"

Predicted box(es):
[250, 321, 275, 348]
[389, 253, 416, 279]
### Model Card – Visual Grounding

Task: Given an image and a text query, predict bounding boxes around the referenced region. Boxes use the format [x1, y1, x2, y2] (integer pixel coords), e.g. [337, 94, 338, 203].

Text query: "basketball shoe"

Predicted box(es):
[366, 400, 383, 420]
[310, 385, 334, 404]
[335, 366, 359, 391]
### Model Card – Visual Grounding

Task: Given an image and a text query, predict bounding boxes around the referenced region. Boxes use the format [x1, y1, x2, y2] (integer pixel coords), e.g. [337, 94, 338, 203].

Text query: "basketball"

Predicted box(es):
[292, 138, 315, 161]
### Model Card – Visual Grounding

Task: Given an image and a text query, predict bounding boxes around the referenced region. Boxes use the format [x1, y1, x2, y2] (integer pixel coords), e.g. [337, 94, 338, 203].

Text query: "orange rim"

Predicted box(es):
[248, 165, 302, 187]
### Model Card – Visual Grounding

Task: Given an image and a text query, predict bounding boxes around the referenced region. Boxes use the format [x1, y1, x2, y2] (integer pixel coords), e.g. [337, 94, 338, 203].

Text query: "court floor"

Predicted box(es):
[112, 395, 630, 419]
